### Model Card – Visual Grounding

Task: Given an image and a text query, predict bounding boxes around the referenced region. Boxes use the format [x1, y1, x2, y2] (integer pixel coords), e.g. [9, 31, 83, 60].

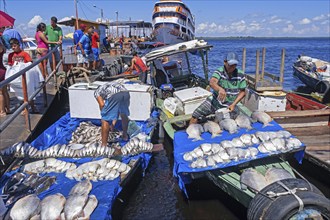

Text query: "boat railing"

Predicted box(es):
[0, 45, 63, 134]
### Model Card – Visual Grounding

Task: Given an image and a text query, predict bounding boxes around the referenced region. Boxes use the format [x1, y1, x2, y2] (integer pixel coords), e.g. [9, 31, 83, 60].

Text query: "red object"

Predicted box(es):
[8, 51, 32, 66]
[0, 10, 15, 28]
[91, 32, 99, 48]
[286, 93, 326, 111]
[133, 56, 147, 73]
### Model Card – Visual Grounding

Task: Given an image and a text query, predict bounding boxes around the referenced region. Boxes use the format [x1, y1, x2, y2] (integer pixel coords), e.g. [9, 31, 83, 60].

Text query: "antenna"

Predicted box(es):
[3, 0, 7, 12]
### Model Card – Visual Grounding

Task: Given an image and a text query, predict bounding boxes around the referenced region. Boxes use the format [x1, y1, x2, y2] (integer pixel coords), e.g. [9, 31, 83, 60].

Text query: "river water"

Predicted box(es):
[120, 38, 330, 220]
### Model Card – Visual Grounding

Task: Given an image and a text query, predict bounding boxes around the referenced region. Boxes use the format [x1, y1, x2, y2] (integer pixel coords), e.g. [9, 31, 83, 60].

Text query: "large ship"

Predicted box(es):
[152, 0, 195, 45]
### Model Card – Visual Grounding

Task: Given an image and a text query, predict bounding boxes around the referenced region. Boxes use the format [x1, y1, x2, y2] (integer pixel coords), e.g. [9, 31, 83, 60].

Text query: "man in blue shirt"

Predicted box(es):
[74, 23, 86, 67]
[78, 26, 94, 69]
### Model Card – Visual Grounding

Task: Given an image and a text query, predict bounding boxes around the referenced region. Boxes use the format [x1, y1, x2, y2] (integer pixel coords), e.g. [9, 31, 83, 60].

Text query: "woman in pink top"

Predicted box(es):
[35, 22, 59, 76]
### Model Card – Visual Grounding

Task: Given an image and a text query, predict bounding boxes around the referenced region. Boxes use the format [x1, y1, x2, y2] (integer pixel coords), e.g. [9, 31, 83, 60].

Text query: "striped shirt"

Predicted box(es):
[211, 66, 247, 104]
[94, 80, 127, 100]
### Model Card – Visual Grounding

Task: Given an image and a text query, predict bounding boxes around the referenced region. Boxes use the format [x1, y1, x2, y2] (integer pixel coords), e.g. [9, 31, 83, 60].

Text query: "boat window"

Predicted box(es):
[181, 27, 187, 33]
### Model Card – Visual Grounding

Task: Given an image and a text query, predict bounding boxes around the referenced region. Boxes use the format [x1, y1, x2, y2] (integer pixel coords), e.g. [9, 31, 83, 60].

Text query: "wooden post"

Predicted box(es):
[280, 48, 285, 83]
[255, 50, 260, 86]
[52, 52, 58, 89]
[21, 73, 31, 131]
[261, 48, 266, 80]
[185, 52, 191, 75]
[200, 50, 208, 83]
[242, 48, 246, 73]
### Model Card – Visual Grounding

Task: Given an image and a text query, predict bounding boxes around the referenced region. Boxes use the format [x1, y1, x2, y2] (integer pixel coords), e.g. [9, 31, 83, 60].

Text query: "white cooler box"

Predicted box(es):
[243, 87, 287, 112]
[173, 87, 212, 115]
[69, 82, 153, 121]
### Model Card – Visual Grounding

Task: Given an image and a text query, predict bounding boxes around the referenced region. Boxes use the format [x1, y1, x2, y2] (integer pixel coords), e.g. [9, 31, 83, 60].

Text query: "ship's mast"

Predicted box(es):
[74, 0, 79, 30]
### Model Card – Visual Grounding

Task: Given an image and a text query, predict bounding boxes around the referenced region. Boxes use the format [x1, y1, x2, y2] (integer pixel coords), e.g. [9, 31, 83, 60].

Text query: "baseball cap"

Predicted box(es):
[80, 23, 87, 29]
[226, 52, 239, 66]
[51, 16, 58, 23]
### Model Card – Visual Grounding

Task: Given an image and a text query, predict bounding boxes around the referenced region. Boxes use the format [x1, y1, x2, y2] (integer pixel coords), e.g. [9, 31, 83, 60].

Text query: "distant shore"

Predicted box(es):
[196, 36, 330, 40]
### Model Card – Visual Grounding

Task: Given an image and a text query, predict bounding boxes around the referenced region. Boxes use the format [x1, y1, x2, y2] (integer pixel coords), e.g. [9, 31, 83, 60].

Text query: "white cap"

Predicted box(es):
[226, 52, 239, 66]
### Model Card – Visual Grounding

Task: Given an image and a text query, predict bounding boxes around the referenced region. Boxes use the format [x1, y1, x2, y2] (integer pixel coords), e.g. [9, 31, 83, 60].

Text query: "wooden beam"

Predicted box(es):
[261, 48, 266, 80]
[255, 50, 260, 84]
[280, 48, 285, 83]
[242, 48, 246, 73]
[269, 109, 330, 118]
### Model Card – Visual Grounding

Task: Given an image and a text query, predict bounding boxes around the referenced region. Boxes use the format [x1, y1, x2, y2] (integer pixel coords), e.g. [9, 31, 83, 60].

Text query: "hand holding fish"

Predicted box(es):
[228, 103, 236, 112]
[217, 87, 226, 103]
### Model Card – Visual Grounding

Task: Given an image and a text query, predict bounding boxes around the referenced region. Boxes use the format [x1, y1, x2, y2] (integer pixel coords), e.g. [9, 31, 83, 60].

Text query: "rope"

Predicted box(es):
[267, 181, 307, 212]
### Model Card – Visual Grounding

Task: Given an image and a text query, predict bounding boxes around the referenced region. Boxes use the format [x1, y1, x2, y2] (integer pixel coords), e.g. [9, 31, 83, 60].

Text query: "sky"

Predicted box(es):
[1, 0, 330, 37]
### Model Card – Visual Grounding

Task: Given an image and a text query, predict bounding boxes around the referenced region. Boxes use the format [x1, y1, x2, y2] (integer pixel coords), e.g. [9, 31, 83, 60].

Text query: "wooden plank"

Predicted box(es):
[306, 145, 330, 151]
[279, 121, 329, 128]
[274, 115, 329, 126]
[298, 134, 330, 144]
[285, 126, 330, 136]
[268, 109, 330, 118]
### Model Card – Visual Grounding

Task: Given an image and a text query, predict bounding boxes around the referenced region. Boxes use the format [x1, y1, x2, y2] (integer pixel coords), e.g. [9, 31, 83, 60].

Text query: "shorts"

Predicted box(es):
[0, 68, 6, 81]
[36, 48, 49, 59]
[77, 50, 94, 64]
[49, 48, 60, 66]
[92, 48, 100, 61]
[101, 91, 130, 123]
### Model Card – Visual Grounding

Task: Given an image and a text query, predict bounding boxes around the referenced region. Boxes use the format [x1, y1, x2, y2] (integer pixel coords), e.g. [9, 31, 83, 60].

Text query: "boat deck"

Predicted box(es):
[0, 81, 58, 150]
[268, 109, 330, 171]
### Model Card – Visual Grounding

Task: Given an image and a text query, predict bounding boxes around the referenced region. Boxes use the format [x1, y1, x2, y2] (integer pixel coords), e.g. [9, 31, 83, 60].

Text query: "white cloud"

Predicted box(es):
[282, 24, 294, 33]
[299, 18, 311, 25]
[28, 15, 43, 28]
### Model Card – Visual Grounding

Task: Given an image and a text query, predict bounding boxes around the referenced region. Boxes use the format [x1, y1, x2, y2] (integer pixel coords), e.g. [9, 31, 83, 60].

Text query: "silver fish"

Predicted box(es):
[248, 147, 259, 157]
[219, 119, 238, 134]
[203, 121, 222, 138]
[240, 168, 268, 192]
[190, 158, 207, 168]
[64, 194, 88, 220]
[232, 138, 245, 147]
[69, 180, 92, 196]
[255, 131, 270, 142]
[10, 194, 40, 220]
[265, 167, 294, 185]
[220, 140, 234, 149]
[286, 138, 302, 149]
[251, 111, 273, 127]
[235, 114, 253, 130]
[40, 193, 66, 220]
[240, 134, 253, 146]
[271, 138, 286, 151]
[276, 130, 292, 138]
[78, 195, 98, 220]
[186, 124, 204, 141]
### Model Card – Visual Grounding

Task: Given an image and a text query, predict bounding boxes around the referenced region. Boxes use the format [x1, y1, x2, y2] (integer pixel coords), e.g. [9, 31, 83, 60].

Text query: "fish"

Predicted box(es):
[35, 176, 56, 194]
[251, 134, 260, 145]
[286, 138, 302, 149]
[40, 193, 66, 220]
[64, 194, 89, 220]
[10, 194, 40, 220]
[78, 195, 98, 220]
[232, 138, 245, 147]
[120, 138, 153, 155]
[248, 147, 259, 157]
[255, 131, 270, 142]
[69, 180, 92, 196]
[200, 143, 212, 155]
[258, 141, 277, 153]
[265, 167, 294, 185]
[219, 119, 238, 134]
[2, 172, 26, 194]
[220, 140, 234, 149]
[190, 158, 207, 168]
[203, 121, 222, 138]
[240, 134, 253, 146]
[186, 124, 204, 141]
[270, 138, 287, 151]
[276, 130, 292, 139]
[240, 168, 268, 192]
[251, 111, 273, 127]
[235, 114, 253, 130]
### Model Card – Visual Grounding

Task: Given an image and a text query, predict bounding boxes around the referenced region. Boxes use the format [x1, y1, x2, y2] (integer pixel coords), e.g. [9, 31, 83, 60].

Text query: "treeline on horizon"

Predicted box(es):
[196, 36, 330, 40]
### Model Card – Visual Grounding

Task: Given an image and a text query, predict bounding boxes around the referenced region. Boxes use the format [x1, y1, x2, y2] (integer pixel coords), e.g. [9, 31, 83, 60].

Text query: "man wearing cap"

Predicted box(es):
[74, 23, 86, 67]
[190, 52, 247, 124]
[45, 16, 63, 70]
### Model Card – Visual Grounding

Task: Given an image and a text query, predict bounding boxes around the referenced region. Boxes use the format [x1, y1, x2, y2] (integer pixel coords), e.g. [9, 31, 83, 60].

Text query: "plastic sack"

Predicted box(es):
[163, 97, 183, 115]
[5, 62, 44, 101]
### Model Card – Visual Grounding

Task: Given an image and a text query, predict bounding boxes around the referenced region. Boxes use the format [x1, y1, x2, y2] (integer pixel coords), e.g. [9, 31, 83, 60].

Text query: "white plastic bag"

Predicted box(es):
[5, 62, 44, 100]
[163, 97, 183, 115]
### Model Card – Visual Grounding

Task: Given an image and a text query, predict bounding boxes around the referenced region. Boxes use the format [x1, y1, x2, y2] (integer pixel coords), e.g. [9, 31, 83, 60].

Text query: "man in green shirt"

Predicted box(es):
[190, 52, 247, 124]
[45, 16, 63, 70]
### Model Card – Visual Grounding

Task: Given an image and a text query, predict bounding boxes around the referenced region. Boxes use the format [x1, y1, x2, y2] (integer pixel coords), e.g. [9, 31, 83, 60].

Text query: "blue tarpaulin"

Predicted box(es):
[1, 112, 154, 219]
[172, 121, 305, 197]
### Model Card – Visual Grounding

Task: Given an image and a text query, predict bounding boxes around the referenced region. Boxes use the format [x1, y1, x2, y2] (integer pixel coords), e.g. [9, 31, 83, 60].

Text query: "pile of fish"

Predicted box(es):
[240, 167, 295, 192]
[186, 111, 274, 140]
[65, 158, 131, 181]
[183, 130, 303, 169]
[2, 173, 56, 206]
[6, 180, 98, 220]
[23, 158, 76, 174]
[120, 137, 154, 155]
[0, 141, 118, 159]
[69, 121, 121, 144]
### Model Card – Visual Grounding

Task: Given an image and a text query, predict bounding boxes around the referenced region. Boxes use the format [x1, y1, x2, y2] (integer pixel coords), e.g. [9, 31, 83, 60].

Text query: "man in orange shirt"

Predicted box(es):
[91, 27, 100, 71]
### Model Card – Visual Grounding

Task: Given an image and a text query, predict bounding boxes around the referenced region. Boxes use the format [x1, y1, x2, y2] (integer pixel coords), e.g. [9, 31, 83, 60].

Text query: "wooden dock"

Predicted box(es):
[268, 109, 330, 171]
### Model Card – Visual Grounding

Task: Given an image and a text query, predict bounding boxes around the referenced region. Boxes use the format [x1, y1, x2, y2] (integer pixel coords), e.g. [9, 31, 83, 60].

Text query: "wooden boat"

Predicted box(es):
[143, 42, 330, 219]
[293, 55, 330, 94]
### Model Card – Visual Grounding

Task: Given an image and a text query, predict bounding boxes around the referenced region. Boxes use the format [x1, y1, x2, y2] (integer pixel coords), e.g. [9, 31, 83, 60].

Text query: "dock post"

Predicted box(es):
[261, 48, 266, 80]
[280, 48, 285, 83]
[255, 50, 260, 87]
[39, 61, 48, 107]
[242, 48, 246, 73]
[200, 50, 208, 83]
[21, 73, 32, 131]
[52, 53, 58, 89]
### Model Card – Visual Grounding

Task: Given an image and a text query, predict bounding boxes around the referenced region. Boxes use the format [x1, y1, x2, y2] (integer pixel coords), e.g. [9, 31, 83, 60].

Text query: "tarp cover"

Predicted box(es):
[1, 112, 154, 219]
[173, 121, 305, 197]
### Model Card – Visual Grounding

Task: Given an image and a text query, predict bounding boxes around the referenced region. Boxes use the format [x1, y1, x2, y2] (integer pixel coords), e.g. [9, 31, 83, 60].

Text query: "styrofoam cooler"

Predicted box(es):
[69, 82, 153, 120]
[173, 87, 212, 114]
